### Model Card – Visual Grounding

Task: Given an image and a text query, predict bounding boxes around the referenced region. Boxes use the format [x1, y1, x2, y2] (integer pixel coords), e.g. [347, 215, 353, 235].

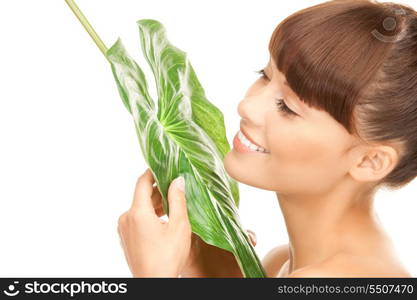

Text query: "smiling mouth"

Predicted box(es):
[238, 130, 270, 153]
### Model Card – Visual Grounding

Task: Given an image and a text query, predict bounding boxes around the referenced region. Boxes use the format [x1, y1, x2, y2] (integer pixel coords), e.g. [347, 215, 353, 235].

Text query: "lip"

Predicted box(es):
[240, 127, 269, 150]
[232, 127, 270, 154]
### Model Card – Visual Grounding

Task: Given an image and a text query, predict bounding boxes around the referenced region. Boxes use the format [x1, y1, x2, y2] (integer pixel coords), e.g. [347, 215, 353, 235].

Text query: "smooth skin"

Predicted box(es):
[118, 56, 412, 277]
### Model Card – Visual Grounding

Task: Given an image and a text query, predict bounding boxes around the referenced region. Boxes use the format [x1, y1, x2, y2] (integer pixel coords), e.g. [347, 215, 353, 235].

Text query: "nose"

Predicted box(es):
[237, 95, 269, 127]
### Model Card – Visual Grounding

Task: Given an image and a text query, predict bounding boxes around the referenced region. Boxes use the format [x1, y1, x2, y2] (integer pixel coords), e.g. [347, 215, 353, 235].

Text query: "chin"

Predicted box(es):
[223, 151, 255, 187]
[223, 150, 280, 191]
[223, 151, 233, 175]
[223, 151, 240, 182]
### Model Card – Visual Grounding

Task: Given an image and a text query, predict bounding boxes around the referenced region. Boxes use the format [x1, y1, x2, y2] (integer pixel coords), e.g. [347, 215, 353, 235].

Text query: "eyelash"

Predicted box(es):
[256, 69, 268, 80]
[275, 98, 297, 116]
[255, 69, 297, 117]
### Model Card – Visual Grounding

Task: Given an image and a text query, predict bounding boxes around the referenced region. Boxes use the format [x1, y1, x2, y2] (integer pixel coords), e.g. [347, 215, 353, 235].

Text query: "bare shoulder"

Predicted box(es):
[287, 253, 412, 278]
[262, 244, 290, 277]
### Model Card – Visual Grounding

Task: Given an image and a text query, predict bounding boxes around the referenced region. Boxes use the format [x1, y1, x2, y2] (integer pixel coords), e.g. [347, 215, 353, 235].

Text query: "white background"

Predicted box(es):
[0, 0, 416, 277]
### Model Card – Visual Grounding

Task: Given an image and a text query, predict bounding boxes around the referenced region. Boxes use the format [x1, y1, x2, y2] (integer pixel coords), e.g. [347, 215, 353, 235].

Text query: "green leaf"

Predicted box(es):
[106, 19, 266, 277]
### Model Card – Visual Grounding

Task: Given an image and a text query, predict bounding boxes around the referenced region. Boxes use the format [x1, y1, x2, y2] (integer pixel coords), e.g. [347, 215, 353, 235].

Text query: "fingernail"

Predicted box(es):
[174, 176, 185, 192]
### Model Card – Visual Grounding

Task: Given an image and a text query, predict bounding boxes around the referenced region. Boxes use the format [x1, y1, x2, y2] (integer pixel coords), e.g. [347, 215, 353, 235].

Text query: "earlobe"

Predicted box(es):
[349, 145, 398, 183]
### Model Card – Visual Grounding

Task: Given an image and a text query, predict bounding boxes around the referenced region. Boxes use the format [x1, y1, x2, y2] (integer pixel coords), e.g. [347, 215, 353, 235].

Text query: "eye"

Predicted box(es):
[275, 98, 298, 117]
[255, 69, 268, 80]
[255, 70, 298, 117]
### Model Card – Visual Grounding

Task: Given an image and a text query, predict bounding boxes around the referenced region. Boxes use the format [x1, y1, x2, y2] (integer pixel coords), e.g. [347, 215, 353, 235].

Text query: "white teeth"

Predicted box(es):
[238, 130, 269, 153]
[248, 144, 258, 150]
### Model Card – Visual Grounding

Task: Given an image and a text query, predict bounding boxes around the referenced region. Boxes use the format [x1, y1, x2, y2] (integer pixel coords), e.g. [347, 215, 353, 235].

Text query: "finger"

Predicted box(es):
[167, 176, 189, 226]
[151, 185, 162, 204]
[131, 168, 155, 212]
[151, 185, 165, 217]
[155, 205, 164, 217]
[246, 229, 257, 247]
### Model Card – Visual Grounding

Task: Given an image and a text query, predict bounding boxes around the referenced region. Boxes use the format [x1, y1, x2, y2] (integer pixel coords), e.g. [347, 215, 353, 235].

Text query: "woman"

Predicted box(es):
[117, 0, 416, 277]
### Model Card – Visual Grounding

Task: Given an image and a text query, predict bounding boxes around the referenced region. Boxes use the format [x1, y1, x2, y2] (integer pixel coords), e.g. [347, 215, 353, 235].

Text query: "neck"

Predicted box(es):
[276, 178, 380, 273]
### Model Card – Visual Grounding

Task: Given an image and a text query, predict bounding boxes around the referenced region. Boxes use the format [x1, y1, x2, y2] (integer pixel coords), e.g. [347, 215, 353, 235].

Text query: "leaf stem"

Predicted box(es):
[64, 0, 108, 59]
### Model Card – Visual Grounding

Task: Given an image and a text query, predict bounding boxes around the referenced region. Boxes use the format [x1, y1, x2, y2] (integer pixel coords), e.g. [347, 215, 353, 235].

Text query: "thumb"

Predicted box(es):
[167, 176, 188, 225]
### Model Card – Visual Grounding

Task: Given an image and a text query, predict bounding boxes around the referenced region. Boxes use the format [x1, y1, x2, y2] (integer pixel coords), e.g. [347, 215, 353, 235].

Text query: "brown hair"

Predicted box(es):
[268, 0, 417, 189]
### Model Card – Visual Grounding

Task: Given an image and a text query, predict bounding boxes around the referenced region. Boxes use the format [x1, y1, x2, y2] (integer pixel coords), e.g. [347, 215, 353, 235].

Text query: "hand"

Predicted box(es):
[181, 230, 257, 277]
[117, 168, 192, 277]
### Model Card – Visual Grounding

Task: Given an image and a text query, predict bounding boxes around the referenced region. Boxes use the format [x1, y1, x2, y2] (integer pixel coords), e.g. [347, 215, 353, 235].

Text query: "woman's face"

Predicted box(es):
[223, 57, 361, 195]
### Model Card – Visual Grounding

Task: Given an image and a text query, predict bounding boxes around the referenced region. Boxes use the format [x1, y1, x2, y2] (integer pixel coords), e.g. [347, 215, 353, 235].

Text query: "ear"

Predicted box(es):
[349, 145, 399, 183]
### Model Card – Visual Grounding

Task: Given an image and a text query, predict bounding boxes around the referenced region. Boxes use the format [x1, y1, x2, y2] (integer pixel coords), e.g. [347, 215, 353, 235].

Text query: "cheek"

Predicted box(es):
[265, 123, 350, 193]
[267, 122, 344, 169]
